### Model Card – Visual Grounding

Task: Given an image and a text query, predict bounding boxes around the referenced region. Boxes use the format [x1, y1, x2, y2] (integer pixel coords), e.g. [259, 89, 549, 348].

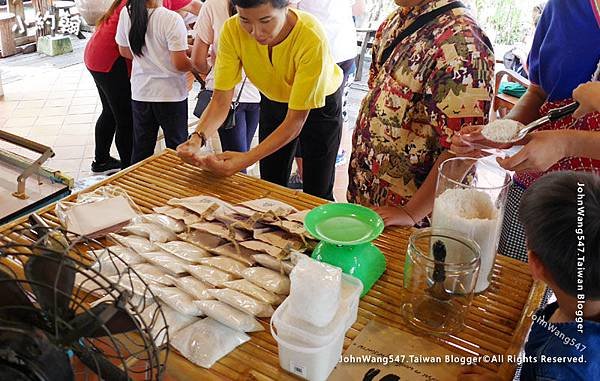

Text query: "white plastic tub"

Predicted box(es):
[269, 274, 362, 381]
[271, 308, 346, 381]
[341, 274, 363, 331]
[276, 274, 362, 347]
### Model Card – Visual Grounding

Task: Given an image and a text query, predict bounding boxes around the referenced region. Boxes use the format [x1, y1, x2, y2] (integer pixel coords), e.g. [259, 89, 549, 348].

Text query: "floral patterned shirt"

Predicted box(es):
[347, 0, 494, 207]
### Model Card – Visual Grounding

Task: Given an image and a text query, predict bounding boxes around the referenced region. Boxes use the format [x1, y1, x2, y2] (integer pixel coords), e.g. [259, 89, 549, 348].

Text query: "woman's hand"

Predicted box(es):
[176, 134, 204, 165]
[192, 151, 251, 177]
[496, 130, 570, 172]
[573, 82, 600, 118]
[372, 206, 415, 227]
[450, 125, 486, 155]
[450, 124, 518, 156]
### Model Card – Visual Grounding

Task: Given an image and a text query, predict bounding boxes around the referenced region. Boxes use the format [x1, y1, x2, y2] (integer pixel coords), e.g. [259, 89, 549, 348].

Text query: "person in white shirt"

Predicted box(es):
[290, 0, 358, 76]
[191, 0, 261, 170]
[116, 0, 193, 164]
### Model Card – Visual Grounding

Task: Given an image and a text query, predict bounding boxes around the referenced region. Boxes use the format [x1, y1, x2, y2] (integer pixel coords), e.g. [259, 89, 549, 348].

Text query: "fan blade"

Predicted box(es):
[0, 267, 34, 309]
[0, 267, 42, 326]
[0, 367, 31, 381]
[91, 305, 140, 338]
[0, 326, 74, 381]
[24, 250, 76, 322]
[73, 344, 131, 381]
[62, 302, 138, 344]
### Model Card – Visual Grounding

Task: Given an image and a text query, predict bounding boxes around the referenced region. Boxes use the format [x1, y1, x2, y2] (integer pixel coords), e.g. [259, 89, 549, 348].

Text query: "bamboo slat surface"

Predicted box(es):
[0, 150, 546, 381]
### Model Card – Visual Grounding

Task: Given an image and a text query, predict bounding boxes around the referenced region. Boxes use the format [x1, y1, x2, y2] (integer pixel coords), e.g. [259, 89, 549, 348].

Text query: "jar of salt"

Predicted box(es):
[431, 157, 511, 293]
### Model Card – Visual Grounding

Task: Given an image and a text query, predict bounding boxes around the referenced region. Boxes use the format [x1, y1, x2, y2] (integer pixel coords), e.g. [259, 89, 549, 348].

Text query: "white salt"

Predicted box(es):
[481, 119, 521, 143]
[432, 188, 502, 293]
[288, 257, 342, 327]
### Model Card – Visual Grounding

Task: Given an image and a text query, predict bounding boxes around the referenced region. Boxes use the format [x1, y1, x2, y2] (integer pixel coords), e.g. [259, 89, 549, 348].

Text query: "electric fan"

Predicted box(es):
[0, 214, 168, 381]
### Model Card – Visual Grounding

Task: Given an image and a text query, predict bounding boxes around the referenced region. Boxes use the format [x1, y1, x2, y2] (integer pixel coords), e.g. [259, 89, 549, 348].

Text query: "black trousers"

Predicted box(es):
[131, 99, 188, 164]
[259, 85, 343, 200]
[294, 58, 354, 159]
[89, 57, 133, 168]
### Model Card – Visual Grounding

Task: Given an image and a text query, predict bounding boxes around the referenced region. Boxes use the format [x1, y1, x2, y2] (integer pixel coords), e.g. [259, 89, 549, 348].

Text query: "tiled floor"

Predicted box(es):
[1, 63, 109, 180]
[0, 43, 367, 202]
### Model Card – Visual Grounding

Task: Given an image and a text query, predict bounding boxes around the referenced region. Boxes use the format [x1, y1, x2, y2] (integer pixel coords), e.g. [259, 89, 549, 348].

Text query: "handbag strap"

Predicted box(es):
[192, 71, 247, 101]
[192, 71, 207, 90]
[379, 2, 490, 66]
[233, 76, 248, 105]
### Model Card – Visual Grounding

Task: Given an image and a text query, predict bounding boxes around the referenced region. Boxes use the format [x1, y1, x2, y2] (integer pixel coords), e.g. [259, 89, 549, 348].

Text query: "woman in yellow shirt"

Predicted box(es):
[177, 0, 343, 200]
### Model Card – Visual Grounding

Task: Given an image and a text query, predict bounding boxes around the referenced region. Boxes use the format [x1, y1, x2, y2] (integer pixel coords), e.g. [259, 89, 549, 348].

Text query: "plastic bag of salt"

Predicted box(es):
[288, 257, 342, 327]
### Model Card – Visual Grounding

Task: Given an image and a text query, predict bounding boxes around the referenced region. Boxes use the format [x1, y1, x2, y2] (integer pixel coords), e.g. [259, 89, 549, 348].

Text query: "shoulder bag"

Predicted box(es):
[193, 73, 248, 130]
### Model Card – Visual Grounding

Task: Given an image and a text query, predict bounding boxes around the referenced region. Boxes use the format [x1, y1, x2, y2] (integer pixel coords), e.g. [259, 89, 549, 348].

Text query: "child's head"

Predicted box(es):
[519, 171, 600, 299]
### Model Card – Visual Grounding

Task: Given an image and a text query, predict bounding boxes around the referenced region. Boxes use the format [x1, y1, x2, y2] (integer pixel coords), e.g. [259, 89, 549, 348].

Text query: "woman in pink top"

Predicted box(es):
[84, 0, 197, 174]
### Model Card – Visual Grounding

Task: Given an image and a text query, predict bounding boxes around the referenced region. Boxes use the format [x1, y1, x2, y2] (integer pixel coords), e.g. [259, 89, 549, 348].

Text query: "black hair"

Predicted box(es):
[97, 0, 124, 26]
[127, 0, 149, 56]
[232, 0, 288, 9]
[519, 171, 600, 299]
[228, 0, 237, 16]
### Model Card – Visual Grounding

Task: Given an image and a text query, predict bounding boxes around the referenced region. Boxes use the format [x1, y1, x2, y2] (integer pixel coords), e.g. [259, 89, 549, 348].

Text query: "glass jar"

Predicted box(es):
[431, 157, 511, 293]
[402, 228, 481, 334]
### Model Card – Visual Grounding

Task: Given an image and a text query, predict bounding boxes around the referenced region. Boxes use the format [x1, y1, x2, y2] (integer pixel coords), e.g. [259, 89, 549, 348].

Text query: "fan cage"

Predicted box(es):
[0, 225, 169, 381]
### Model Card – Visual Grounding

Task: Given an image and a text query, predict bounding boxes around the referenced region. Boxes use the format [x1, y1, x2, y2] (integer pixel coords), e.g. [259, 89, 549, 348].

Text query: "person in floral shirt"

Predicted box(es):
[347, 0, 494, 226]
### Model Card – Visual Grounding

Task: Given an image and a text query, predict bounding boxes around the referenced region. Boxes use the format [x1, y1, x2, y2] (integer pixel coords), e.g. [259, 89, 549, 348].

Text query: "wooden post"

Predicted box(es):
[32, 0, 53, 37]
[0, 14, 18, 58]
[8, 0, 26, 38]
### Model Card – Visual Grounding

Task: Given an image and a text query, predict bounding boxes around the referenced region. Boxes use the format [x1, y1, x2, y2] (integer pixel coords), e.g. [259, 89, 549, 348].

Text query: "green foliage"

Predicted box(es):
[474, 0, 529, 45]
[361, 0, 535, 46]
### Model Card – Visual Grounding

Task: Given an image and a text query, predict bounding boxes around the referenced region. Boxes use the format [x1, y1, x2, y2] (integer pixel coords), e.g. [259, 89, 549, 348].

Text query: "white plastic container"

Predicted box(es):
[270, 274, 362, 381]
[277, 274, 362, 347]
[271, 302, 346, 381]
[340, 274, 363, 331]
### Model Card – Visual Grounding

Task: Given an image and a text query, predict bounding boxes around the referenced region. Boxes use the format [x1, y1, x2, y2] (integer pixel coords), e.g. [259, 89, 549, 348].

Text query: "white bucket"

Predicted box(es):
[340, 274, 363, 331]
[276, 274, 362, 347]
[270, 274, 362, 381]
[271, 312, 346, 381]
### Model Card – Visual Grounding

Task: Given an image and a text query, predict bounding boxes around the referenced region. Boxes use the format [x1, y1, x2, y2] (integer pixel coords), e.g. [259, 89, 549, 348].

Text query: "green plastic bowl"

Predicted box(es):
[304, 203, 385, 246]
[305, 203, 386, 297]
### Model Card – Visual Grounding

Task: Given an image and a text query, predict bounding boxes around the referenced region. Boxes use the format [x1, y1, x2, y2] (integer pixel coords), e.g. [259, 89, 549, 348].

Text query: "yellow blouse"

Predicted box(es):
[213, 9, 343, 110]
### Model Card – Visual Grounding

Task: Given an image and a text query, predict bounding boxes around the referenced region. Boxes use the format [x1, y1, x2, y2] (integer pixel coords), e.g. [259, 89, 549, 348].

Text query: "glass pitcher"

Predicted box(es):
[431, 157, 511, 293]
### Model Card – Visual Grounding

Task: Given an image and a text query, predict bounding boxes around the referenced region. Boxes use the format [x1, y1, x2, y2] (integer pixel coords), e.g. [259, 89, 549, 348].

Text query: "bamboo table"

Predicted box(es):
[0, 150, 546, 381]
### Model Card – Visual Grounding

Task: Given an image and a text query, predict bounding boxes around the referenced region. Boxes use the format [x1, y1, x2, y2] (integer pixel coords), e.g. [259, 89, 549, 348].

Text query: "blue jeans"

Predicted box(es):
[131, 99, 188, 164]
[218, 102, 260, 153]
